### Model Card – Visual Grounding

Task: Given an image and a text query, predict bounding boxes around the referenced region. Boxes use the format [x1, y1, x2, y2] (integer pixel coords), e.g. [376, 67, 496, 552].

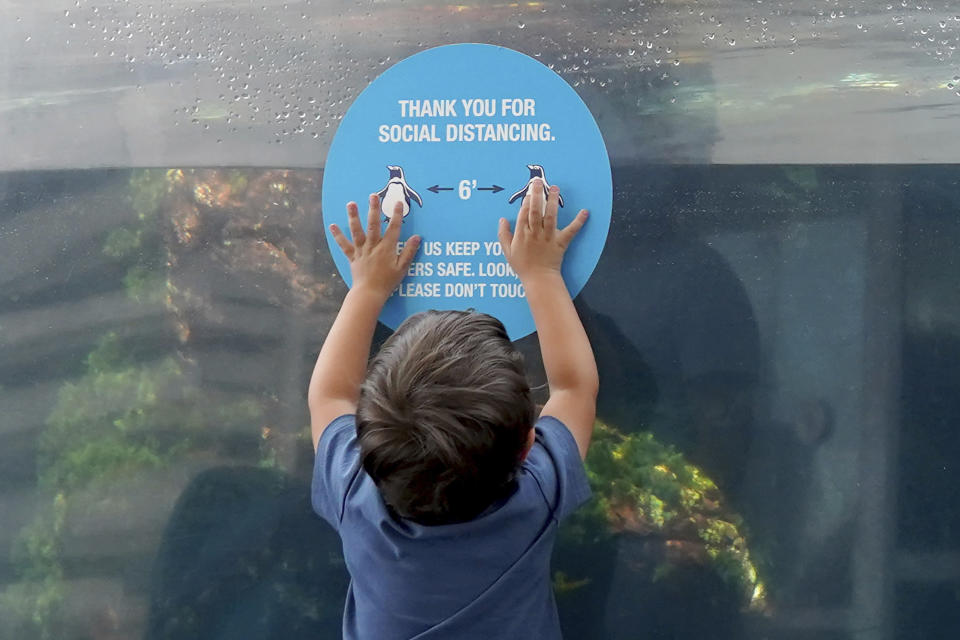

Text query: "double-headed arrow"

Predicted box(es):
[427, 184, 504, 194]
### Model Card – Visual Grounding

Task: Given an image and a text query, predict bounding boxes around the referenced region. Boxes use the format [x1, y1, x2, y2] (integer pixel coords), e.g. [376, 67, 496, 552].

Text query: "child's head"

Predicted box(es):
[357, 310, 534, 525]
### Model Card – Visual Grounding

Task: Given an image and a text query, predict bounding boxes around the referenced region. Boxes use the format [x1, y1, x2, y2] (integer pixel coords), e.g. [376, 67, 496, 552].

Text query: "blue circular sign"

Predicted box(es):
[322, 43, 612, 339]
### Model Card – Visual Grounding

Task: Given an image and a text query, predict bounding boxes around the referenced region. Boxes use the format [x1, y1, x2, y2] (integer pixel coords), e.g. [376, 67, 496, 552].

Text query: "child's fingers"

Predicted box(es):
[543, 185, 560, 238]
[384, 201, 404, 242]
[558, 209, 589, 246]
[497, 217, 513, 258]
[366, 194, 382, 242]
[528, 179, 544, 235]
[397, 234, 421, 271]
[347, 201, 366, 248]
[516, 194, 530, 237]
[329, 223, 354, 259]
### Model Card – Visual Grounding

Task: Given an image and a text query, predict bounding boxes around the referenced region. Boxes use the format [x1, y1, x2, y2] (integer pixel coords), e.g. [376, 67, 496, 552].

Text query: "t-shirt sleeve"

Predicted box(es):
[311, 414, 362, 530]
[523, 415, 592, 520]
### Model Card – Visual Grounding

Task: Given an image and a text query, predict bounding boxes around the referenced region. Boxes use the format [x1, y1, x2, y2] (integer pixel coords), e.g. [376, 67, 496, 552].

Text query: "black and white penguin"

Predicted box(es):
[377, 165, 423, 220]
[507, 164, 564, 208]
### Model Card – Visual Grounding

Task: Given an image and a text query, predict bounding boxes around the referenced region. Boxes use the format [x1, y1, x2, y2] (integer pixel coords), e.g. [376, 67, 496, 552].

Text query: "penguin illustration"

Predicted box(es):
[508, 164, 564, 208]
[377, 165, 422, 220]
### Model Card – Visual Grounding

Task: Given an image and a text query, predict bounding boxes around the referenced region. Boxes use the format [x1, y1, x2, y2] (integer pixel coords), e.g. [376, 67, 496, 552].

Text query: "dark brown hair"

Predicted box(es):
[356, 310, 534, 525]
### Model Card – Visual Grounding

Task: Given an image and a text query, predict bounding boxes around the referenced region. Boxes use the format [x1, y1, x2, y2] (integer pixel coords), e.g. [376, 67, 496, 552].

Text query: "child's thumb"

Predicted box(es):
[559, 210, 589, 245]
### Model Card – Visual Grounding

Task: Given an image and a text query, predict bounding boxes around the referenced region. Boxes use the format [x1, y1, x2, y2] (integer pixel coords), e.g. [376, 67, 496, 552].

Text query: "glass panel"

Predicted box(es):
[2, 2, 960, 640]
[2, 0, 959, 169]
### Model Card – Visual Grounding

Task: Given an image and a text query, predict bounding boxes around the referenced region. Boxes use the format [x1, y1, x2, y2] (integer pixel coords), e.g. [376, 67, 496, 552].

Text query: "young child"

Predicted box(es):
[308, 179, 598, 639]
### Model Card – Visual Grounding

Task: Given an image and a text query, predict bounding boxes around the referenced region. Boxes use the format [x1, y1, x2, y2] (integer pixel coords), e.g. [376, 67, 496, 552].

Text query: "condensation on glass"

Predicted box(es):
[1, 2, 959, 640]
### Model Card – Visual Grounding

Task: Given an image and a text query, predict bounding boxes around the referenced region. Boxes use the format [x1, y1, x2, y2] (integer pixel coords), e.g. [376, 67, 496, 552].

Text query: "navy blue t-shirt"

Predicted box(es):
[312, 414, 591, 640]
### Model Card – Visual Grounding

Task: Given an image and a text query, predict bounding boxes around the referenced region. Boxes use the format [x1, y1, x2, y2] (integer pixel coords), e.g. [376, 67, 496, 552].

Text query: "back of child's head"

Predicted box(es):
[356, 310, 534, 525]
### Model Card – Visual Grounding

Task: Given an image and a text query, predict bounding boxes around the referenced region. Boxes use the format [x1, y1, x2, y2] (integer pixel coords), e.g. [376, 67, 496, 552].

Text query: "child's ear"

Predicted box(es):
[520, 427, 536, 461]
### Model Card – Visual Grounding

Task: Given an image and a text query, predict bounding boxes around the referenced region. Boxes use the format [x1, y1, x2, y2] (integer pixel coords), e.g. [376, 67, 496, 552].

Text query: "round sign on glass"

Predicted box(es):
[322, 43, 612, 339]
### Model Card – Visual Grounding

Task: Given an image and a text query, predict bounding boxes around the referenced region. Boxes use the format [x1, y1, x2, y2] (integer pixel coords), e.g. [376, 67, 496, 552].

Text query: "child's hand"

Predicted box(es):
[330, 194, 421, 300]
[497, 179, 588, 283]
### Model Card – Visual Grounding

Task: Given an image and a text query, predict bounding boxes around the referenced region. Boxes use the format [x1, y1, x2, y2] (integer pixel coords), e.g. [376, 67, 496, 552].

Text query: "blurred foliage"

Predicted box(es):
[130, 169, 172, 221]
[4, 326, 266, 638]
[39, 332, 264, 490]
[102, 227, 142, 258]
[552, 570, 592, 594]
[101, 170, 171, 305]
[559, 421, 766, 612]
[226, 168, 249, 194]
[0, 495, 67, 640]
[122, 264, 166, 304]
[2, 169, 271, 640]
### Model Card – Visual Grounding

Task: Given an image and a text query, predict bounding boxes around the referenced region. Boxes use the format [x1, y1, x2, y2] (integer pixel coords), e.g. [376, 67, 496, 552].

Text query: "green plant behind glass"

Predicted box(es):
[557, 421, 767, 612]
[1, 170, 266, 639]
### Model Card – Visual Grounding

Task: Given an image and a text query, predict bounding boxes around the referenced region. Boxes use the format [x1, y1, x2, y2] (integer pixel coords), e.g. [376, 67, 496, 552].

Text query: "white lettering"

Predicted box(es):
[444, 241, 481, 256]
[444, 282, 487, 298]
[436, 262, 475, 277]
[406, 261, 434, 277]
[445, 122, 553, 142]
[460, 98, 497, 117]
[396, 282, 441, 297]
[478, 262, 517, 277]
[397, 99, 457, 118]
[483, 241, 503, 256]
[501, 97, 536, 116]
[378, 124, 441, 143]
[489, 283, 525, 298]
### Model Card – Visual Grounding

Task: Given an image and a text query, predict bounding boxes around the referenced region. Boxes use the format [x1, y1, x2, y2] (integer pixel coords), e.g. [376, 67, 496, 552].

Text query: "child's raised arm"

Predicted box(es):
[497, 180, 598, 458]
[308, 195, 421, 451]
